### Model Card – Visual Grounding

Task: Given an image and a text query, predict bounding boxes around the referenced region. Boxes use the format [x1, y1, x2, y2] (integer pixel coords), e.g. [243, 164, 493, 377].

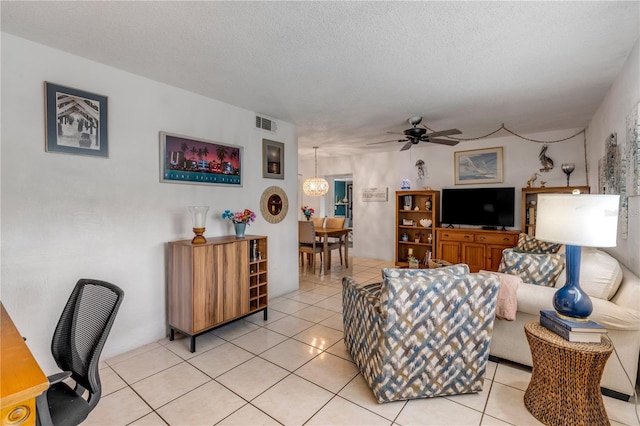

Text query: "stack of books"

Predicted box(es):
[539, 310, 607, 343]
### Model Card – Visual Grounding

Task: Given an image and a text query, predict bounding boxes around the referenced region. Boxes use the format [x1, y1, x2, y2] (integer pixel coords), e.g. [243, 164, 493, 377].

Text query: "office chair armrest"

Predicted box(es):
[47, 371, 72, 385]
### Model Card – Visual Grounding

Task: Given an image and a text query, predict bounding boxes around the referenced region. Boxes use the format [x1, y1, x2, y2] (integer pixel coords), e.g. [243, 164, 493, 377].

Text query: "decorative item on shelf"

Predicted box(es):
[401, 232, 409, 242]
[407, 247, 413, 257]
[427, 233, 433, 244]
[536, 193, 619, 320]
[538, 144, 554, 172]
[189, 206, 209, 244]
[221, 208, 256, 238]
[526, 172, 540, 188]
[403, 195, 412, 210]
[419, 218, 432, 228]
[415, 232, 422, 243]
[250, 240, 258, 261]
[401, 179, 411, 190]
[540, 180, 546, 188]
[301, 205, 314, 220]
[303, 146, 329, 196]
[425, 197, 432, 210]
[414, 206, 419, 211]
[402, 219, 414, 226]
[423, 251, 432, 265]
[408, 256, 419, 269]
[561, 163, 575, 187]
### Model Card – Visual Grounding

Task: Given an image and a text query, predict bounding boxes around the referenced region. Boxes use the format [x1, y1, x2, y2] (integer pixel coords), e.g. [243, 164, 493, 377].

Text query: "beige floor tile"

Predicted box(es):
[493, 363, 531, 391]
[269, 298, 310, 314]
[483, 382, 544, 426]
[298, 282, 320, 291]
[105, 342, 164, 366]
[396, 396, 483, 425]
[603, 394, 640, 425]
[307, 396, 392, 425]
[211, 319, 260, 341]
[294, 324, 344, 350]
[157, 380, 246, 425]
[244, 308, 287, 325]
[252, 374, 334, 426]
[309, 285, 342, 296]
[189, 342, 254, 378]
[485, 360, 498, 380]
[264, 315, 314, 337]
[338, 375, 406, 421]
[268, 296, 287, 304]
[162, 331, 226, 359]
[230, 327, 288, 354]
[218, 404, 280, 425]
[84, 387, 152, 426]
[314, 295, 343, 312]
[292, 305, 336, 323]
[260, 338, 323, 371]
[217, 357, 289, 400]
[295, 352, 359, 393]
[320, 312, 345, 331]
[444, 379, 492, 413]
[109, 346, 182, 384]
[129, 411, 168, 425]
[99, 366, 127, 396]
[131, 362, 210, 409]
[288, 291, 329, 304]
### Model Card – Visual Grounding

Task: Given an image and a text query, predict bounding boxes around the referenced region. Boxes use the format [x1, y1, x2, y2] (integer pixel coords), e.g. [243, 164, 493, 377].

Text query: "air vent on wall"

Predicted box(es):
[255, 114, 277, 133]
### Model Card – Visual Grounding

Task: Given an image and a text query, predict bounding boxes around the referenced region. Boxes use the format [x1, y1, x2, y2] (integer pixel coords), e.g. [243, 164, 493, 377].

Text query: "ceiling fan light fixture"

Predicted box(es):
[303, 146, 329, 197]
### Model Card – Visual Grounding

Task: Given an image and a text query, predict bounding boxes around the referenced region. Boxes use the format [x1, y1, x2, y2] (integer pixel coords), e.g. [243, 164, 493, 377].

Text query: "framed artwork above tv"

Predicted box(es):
[454, 147, 503, 185]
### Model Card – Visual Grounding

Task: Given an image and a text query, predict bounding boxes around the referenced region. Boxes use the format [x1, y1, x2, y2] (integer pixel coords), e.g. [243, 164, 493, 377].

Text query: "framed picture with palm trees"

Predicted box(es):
[159, 132, 242, 186]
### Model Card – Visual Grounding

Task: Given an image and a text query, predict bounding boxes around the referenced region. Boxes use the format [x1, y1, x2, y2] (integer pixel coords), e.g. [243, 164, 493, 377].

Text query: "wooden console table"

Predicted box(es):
[1, 303, 49, 426]
[436, 228, 518, 272]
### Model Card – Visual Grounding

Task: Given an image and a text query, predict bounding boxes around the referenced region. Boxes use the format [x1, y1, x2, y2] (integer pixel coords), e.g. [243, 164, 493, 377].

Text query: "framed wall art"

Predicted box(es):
[454, 147, 503, 185]
[160, 132, 242, 186]
[44, 82, 108, 157]
[263, 139, 284, 179]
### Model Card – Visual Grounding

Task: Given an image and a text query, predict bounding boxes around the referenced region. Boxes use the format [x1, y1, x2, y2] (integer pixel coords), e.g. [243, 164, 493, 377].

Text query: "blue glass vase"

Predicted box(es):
[553, 245, 592, 319]
[234, 222, 246, 238]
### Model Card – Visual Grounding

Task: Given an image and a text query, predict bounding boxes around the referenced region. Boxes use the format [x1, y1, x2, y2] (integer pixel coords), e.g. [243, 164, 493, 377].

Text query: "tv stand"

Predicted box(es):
[481, 226, 498, 231]
[435, 227, 519, 272]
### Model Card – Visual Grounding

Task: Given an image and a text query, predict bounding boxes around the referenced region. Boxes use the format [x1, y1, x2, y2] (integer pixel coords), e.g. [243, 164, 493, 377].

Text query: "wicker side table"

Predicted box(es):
[524, 321, 613, 426]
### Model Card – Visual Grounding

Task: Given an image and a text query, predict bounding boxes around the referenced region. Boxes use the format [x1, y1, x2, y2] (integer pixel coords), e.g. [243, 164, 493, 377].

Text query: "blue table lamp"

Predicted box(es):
[535, 192, 619, 321]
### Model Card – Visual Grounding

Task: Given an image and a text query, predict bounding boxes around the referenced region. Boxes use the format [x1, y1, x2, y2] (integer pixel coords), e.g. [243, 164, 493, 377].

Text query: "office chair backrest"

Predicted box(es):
[298, 221, 317, 244]
[51, 279, 124, 405]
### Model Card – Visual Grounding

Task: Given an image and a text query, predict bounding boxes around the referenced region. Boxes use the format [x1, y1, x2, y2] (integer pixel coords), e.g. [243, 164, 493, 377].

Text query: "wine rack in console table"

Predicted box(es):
[168, 235, 268, 352]
[395, 190, 439, 267]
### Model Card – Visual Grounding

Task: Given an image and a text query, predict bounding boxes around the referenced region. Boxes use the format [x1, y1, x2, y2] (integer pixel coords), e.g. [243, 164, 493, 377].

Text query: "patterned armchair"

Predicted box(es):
[342, 265, 500, 403]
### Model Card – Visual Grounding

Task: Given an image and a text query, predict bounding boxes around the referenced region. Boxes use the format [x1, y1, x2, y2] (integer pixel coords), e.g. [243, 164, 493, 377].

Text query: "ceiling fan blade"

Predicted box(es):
[425, 128, 462, 138]
[386, 131, 405, 135]
[428, 138, 460, 146]
[366, 139, 404, 146]
[400, 141, 413, 151]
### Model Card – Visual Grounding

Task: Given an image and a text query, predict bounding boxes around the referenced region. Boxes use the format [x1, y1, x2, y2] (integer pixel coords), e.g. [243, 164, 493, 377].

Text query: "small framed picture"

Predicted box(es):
[263, 139, 284, 179]
[454, 147, 503, 185]
[44, 82, 108, 157]
[160, 132, 242, 187]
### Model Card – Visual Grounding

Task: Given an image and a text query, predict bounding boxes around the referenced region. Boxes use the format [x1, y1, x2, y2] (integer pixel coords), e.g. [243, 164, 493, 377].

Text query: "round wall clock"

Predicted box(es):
[260, 186, 289, 224]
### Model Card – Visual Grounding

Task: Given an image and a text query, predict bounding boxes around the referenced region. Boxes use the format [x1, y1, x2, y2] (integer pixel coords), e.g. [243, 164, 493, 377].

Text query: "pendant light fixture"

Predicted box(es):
[303, 146, 329, 196]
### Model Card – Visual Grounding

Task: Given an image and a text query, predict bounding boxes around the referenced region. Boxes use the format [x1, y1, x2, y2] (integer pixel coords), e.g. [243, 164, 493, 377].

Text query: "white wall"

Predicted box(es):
[300, 129, 588, 262]
[586, 37, 640, 275]
[1, 34, 299, 373]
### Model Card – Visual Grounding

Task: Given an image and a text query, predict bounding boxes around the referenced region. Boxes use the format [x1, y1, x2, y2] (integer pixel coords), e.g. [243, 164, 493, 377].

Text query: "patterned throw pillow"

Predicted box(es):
[381, 264, 470, 280]
[498, 248, 565, 287]
[516, 233, 562, 254]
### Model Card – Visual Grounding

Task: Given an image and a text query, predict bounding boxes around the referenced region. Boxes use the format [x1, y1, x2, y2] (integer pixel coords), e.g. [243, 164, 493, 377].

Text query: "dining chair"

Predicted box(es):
[299, 221, 323, 272]
[324, 217, 346, 265]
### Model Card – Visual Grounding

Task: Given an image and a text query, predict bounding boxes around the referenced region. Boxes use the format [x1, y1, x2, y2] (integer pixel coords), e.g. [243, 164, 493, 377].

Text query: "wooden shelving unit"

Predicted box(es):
[395, 190, 439, 267]
[521, 186, 590, 236]
[168, 235, 268, 352]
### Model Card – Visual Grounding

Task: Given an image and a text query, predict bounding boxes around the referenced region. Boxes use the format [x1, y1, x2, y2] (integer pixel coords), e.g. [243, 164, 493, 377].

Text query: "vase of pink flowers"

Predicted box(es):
[222, 209, 256, 238]
[301, 205, 314, 220]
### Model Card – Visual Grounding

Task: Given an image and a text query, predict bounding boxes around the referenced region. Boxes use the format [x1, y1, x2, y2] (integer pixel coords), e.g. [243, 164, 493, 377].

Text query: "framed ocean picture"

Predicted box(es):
[454, 147, 503, 185]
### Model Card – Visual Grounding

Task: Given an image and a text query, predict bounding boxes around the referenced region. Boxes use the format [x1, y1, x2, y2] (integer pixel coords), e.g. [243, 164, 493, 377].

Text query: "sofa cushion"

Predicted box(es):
[499, 249, 565, 287]
[555, 248, 623, 300]
[516, 233, 562, 254]
[382, 264, 470, 280]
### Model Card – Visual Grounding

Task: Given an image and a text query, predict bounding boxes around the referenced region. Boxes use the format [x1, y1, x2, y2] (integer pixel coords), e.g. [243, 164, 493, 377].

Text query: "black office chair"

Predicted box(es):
[36, 279, 124, 426]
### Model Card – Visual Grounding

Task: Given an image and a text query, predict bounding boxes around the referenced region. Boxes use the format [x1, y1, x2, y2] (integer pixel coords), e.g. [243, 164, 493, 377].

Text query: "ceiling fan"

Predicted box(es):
[368, 116, 462, 151]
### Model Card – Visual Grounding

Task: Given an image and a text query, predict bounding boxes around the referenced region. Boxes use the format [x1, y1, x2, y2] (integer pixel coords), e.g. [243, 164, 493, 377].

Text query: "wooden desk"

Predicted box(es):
[314, 227, 351, 272]
[1, 303, 49, 426]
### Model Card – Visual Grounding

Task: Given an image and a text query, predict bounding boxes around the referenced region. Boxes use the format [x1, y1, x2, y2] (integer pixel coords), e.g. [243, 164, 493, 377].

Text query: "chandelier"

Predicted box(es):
[303, 146, 329, 196]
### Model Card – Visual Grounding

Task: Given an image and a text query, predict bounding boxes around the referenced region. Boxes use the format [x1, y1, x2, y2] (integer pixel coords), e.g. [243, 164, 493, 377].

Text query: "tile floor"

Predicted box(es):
[87, 255, 639, 425]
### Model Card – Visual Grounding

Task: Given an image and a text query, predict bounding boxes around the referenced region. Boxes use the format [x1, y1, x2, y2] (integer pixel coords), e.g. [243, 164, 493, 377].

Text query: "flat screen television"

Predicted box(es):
[441, 187, 515, 229]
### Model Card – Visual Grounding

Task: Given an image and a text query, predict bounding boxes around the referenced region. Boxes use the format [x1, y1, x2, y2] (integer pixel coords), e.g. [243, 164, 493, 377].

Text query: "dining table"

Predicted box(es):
[314, 227, 352, 272]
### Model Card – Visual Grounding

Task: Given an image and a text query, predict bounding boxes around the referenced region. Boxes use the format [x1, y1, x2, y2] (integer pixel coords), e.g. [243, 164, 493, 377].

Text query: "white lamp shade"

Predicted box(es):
[188, 206, 209, 228]
[303, 177, 329, 196]
[535, 194, 619, 247]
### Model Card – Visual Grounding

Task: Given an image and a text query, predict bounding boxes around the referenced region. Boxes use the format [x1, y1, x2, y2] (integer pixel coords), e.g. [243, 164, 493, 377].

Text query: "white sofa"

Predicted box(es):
[489, 250, 640, 399]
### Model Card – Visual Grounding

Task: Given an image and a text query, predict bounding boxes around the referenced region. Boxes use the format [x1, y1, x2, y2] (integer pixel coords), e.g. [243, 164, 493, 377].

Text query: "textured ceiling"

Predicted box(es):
[2, 1, 639, 159]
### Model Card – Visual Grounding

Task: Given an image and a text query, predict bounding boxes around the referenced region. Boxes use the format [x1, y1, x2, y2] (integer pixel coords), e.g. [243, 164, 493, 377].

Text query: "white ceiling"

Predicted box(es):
[2, 1, 639, 159]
